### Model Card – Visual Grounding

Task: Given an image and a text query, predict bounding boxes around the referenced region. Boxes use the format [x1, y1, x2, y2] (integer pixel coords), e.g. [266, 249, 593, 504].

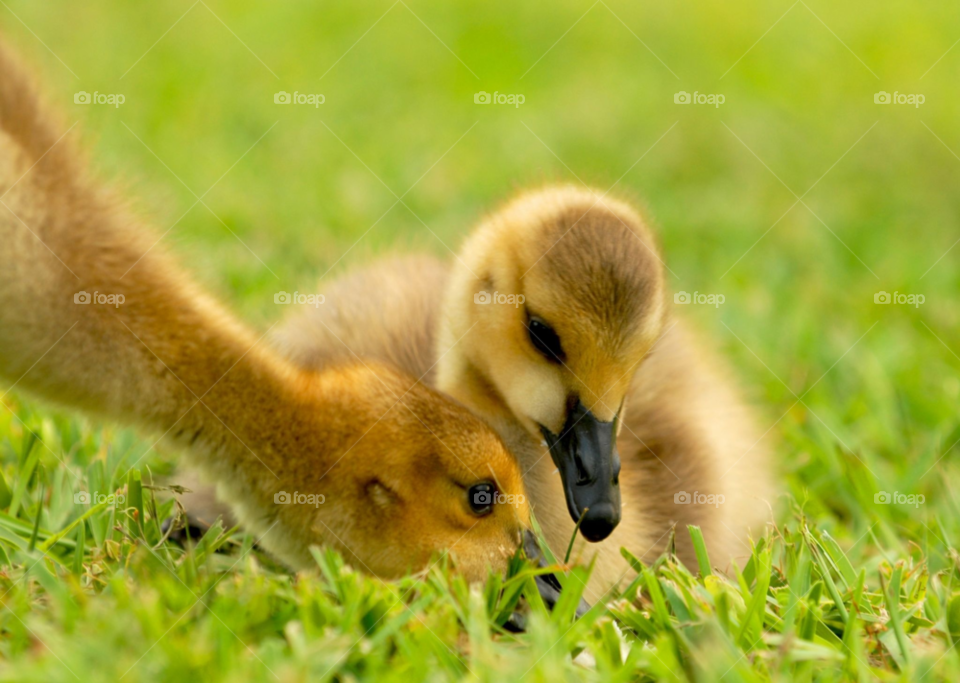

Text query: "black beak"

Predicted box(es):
[505, 530, 591, 631]
[525, 530, 591, 616]
[540, 400, 621, 542]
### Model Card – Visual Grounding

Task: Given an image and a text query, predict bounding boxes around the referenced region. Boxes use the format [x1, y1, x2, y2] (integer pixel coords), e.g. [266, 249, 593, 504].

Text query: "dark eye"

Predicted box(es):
[527, 316, 565, 363]
[468, 482, 495, 516]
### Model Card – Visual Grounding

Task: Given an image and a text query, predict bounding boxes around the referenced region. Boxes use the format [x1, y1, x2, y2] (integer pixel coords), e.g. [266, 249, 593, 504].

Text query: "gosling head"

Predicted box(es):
[317, 364, 531, 583]
[437, 186, 666, 542]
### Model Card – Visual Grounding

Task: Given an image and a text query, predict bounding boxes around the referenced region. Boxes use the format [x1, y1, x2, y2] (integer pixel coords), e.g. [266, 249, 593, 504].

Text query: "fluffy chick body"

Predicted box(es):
[276, 189, 773, 599]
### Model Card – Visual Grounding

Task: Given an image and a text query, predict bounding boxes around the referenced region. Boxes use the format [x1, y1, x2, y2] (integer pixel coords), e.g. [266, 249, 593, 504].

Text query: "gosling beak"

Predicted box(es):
[505, 530, 591, 631]
[525, 529, 591, 615]
[540, 400, 621, 542]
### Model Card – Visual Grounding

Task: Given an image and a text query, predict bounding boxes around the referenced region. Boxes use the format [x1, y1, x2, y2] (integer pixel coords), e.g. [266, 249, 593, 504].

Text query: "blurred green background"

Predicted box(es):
[3, 0, 959, 553]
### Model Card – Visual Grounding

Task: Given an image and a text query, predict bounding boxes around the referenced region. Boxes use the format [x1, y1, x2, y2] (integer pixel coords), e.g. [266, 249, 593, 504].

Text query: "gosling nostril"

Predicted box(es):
[522, 529, 544, 564]
[574, 454, 590, 485]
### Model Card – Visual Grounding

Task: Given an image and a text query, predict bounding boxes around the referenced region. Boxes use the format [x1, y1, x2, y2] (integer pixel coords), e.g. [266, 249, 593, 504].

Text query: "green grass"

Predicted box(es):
[1, 0, 960, 679]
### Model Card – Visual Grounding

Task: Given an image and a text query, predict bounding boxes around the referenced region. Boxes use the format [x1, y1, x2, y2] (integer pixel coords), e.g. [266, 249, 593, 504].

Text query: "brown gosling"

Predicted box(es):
[0, 39, 529, 583]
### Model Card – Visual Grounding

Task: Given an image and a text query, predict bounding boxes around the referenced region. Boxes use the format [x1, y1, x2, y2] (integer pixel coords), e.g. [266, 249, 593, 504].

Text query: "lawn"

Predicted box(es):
[1, 0, 959, 680]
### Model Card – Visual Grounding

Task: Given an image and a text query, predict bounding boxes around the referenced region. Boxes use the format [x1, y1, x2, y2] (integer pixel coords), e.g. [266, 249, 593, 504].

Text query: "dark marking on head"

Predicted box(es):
[532, 201, 662, 347]
[366, 478, 398, 510]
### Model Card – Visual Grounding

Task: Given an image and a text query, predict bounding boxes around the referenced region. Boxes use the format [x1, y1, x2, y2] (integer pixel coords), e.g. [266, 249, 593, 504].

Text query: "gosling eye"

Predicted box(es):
[527, 316, 565, 363]
[467, 482, 496, 516]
